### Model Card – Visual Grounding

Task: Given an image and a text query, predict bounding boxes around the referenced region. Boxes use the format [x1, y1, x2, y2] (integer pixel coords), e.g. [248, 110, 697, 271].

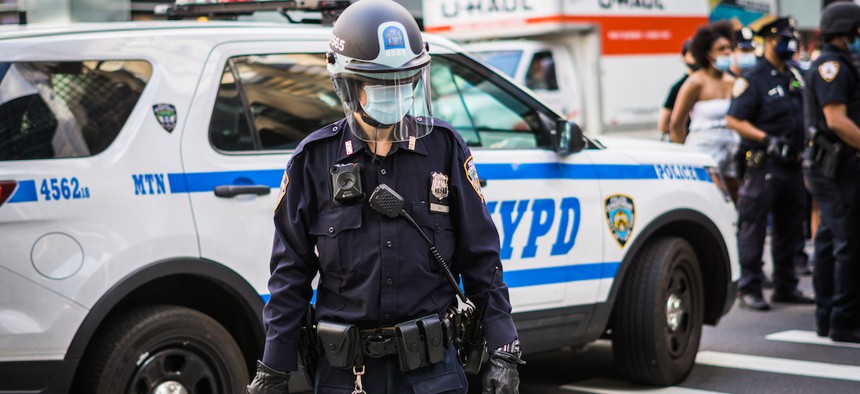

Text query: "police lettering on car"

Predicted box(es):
[248, 1, 522, 393]
[803, 1, 860, 344]
[725, 16, 813, 312]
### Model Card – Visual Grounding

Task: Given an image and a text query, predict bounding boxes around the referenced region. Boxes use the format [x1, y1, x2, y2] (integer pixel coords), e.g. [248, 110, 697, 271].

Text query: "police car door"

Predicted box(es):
[428, 49, 604, 312]
[181, 40, 338, 297]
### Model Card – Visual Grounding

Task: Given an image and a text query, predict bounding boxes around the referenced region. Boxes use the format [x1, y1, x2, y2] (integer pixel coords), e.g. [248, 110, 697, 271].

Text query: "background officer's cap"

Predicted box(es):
[757, 17, 796, 38]
[735, 27, 755, 50]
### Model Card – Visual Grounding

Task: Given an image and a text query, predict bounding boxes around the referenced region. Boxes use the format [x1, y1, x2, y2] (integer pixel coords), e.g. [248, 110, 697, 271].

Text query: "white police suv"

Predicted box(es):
[0, 20, 738, 393]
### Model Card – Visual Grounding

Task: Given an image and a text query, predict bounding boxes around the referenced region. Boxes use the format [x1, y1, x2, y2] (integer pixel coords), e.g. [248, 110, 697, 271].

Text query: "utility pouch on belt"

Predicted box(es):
[394, 315, 446, 371]
[317, 321, 362, 369]
[814, 134, 845, 179]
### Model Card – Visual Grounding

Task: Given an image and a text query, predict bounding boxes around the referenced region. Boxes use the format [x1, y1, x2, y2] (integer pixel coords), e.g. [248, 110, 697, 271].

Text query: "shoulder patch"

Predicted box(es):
[732, 78, 749, 98]
[463, 156, 484, 203]
[818, 61, 840, 83]
[274, 171, 289, 213]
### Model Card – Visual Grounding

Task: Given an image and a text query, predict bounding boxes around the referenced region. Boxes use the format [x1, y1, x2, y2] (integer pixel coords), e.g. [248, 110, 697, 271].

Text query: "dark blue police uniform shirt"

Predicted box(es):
[262, 117, 518, 372]
[727, 58, 805, 151]
[806, 44, 860, 130]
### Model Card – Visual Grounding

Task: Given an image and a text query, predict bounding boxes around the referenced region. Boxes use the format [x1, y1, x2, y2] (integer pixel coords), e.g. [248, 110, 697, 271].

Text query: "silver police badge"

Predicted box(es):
[152, 103, 177, 133]
[605, 194, 636, 248]
[430, 172, 449, 213]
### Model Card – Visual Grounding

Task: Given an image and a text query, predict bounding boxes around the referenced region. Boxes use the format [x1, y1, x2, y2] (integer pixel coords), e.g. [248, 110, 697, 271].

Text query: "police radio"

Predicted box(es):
[330, 163, 363, 203]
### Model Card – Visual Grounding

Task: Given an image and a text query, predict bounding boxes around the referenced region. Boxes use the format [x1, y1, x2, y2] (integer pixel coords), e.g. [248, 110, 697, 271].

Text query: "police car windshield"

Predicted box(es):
[471, 50, 522, 78]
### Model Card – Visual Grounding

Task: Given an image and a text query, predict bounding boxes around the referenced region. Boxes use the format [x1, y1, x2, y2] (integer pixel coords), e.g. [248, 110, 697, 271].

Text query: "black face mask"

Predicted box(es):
[686, 62, 700, 72]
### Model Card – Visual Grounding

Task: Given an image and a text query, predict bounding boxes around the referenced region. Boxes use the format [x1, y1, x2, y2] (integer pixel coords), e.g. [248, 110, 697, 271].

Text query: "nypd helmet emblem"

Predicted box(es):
[152, 103, 177, 133]
[383, 26, 405, 50]
[605, 194, 636, 248]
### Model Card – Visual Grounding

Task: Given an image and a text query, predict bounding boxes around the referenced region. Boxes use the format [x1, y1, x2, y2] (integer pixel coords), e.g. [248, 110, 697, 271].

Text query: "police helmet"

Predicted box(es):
[327, 0, 433, 142]
[820, 1, 860, 36]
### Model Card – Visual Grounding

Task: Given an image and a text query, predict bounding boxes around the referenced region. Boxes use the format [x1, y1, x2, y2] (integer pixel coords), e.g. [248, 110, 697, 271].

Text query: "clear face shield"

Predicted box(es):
[333, 65, 433, 143]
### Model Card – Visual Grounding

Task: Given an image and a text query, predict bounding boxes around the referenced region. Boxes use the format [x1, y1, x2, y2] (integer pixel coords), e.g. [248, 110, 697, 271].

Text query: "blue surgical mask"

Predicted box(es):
[735, 53, 757, 70]
[848, 35, 860, 54]
[714, 55, 732, 71]
[776, 38, 798, 60]
[361, 84, 414, 125]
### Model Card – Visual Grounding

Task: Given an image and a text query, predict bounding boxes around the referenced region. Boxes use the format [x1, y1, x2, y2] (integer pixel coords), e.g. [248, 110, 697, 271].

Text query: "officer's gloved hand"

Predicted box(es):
[482, 341, 526, 394]
[765, 135, 791, 159]
[247, 361, 290, 394]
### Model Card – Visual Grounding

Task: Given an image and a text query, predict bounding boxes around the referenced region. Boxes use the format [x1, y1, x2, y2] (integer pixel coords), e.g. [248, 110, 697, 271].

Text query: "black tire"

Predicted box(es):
[612, 237, 704, 386]
[74, 304, 248, 394]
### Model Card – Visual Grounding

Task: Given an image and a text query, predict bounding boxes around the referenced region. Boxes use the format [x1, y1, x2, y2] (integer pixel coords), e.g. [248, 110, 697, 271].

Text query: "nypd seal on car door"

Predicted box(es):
[605, 194, 635, 248]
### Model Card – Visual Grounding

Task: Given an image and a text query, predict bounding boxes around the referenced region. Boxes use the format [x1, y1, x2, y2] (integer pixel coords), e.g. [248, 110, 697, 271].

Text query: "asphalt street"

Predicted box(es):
[514, 242, 860, 394]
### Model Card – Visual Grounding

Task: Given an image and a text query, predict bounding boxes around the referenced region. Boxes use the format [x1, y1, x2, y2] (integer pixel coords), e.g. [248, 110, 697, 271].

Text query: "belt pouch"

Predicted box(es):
[395, 319, 424, 371]
[317, 321, 361, 369]
[418, 316, 444, 365]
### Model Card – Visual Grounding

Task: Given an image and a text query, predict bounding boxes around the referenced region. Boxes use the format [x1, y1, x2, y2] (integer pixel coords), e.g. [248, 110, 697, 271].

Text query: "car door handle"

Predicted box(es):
[479, 178, 487, 187]
[213, 185, 271, 198]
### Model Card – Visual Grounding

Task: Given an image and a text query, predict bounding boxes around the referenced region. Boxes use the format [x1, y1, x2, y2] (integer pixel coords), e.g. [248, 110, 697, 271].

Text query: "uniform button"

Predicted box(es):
[381, 169, 387, 175]
[384, 313, 391, 319]
[386, 278, 393, 286]
[386, 240, 393, 248]
[435, 223, 441, 231]
[328, 226, 335, 234]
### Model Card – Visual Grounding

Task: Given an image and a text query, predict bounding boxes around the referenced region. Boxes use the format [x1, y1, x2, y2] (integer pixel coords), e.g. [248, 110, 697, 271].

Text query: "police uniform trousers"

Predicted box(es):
[737, 160, 805, 296]
[313, 346, 467, 394]
[805, 159, 860, 332]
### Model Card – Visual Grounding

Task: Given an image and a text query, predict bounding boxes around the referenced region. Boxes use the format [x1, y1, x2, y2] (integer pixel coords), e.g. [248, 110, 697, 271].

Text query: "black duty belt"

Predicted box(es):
[360, 327, 400, 358]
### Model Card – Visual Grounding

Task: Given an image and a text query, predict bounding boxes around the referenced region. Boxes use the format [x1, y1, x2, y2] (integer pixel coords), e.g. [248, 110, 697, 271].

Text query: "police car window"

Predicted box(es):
[210, 54, 343, 152]
[471, 50, 522, 78]
[0, 60, 151, 161]
[429, 56, 539, 149]
[525, 52, 559, 91]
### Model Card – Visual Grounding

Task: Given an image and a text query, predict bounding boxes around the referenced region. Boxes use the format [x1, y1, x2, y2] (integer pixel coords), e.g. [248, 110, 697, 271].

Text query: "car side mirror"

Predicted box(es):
[555, 119, 585, 155]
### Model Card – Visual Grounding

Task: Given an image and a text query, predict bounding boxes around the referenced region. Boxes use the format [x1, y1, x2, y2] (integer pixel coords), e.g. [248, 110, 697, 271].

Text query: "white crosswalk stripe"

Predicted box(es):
[696, 350, 860, 382]
[766, 330, 860, 349]
[560, 378, 727, 393]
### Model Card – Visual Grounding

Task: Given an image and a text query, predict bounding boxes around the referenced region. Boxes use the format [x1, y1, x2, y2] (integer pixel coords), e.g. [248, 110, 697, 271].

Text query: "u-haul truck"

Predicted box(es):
[423, 0, 710, 133]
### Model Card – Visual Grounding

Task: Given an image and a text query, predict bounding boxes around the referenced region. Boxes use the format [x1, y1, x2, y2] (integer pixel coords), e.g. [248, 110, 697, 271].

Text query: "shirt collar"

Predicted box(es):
[336, 120, 428, 162]
[823, 43, 850, 56]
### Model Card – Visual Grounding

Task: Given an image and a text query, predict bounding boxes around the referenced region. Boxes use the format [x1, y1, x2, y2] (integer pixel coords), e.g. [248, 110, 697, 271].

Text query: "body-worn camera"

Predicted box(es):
[331, 163, 363, 203]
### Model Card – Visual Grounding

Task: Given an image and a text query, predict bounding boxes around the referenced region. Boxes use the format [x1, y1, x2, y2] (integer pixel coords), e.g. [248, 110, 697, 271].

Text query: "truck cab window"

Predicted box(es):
[429, 56, 540, 149]
[525, 51, 559, 91]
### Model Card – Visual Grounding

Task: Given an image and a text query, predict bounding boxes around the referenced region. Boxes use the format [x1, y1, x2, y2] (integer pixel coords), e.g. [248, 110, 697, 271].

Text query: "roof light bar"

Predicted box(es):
[156, 0, 352, 25]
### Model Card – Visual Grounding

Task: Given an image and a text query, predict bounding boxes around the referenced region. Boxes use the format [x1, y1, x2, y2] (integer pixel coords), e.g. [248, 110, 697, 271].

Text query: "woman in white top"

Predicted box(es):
[670, 20, 740, 200]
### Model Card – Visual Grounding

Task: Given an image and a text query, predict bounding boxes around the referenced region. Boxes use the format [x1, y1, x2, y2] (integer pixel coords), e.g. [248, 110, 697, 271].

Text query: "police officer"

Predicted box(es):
[247, 1, 523, 392]
[731, 27, 758, 77]
[726, 16, 814, 311]
[804, 1, 860, 343]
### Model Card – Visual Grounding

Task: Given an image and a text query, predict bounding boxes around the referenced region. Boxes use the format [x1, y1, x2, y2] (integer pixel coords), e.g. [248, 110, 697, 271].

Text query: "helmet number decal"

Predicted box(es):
[330, 34, 345, 52]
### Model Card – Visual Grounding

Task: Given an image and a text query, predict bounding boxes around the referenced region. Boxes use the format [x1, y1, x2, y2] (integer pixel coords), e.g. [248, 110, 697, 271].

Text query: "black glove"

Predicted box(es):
[482, 343, 525, 394]
[247, 361, 290, 394]
[764, 135, 791, 159]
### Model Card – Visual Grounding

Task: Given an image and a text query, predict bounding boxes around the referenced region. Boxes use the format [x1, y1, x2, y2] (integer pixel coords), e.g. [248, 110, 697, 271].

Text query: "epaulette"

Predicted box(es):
[292, 118, 348, 158]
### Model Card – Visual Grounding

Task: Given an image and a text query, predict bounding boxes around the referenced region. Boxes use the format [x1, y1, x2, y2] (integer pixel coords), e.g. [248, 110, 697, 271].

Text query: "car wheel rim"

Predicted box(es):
[665, 262, 694, 359]
[129, 345, 223, 394]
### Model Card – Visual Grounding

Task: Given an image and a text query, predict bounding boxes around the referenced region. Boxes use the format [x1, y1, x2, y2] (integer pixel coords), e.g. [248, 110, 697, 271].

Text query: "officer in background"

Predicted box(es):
[247, 1, 523, 392]
[804, 1, 860, 344]
[726, 17, 814, 311]
[730, 27, 758, 77]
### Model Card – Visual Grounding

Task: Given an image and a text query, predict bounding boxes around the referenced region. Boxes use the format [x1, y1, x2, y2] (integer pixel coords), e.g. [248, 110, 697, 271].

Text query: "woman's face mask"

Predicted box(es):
[361, 84, 414, 126]
[735, 52, 757, 70]
[714, 55, 733, 71]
